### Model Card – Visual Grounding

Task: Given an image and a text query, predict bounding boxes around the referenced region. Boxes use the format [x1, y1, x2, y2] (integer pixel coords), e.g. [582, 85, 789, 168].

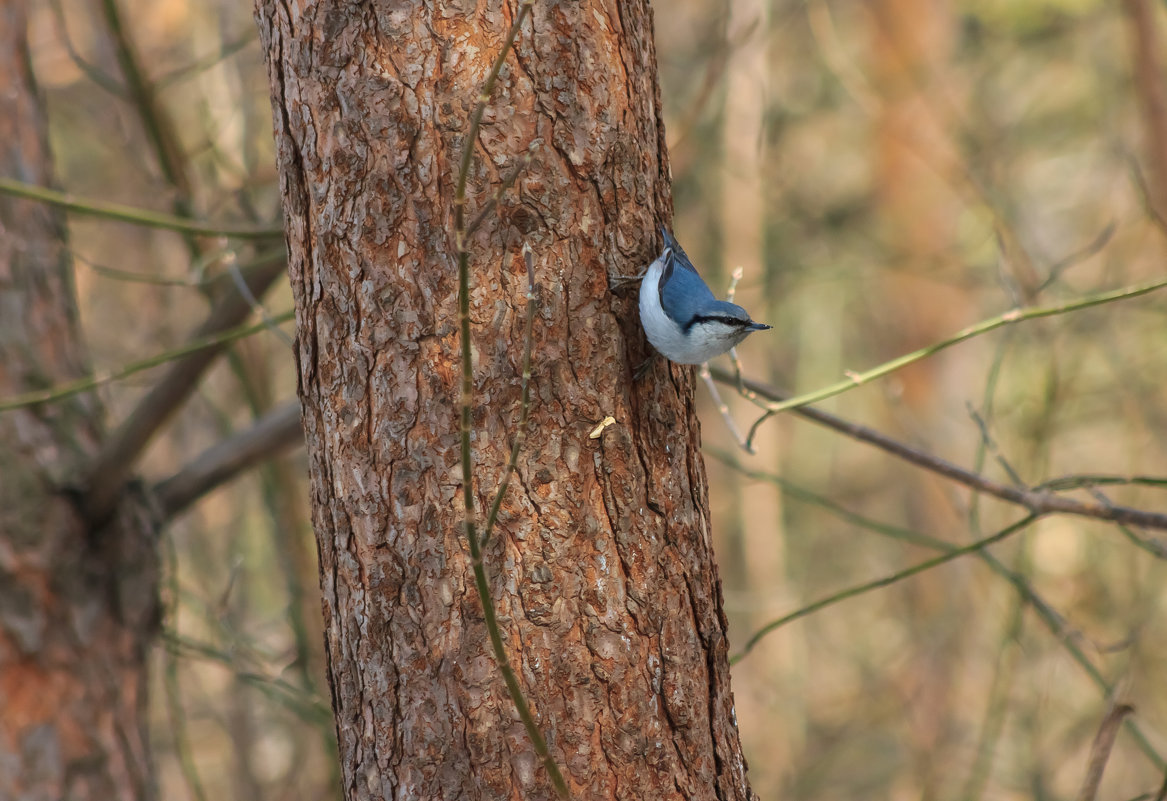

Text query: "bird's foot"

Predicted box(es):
[633, 353, 657, 380]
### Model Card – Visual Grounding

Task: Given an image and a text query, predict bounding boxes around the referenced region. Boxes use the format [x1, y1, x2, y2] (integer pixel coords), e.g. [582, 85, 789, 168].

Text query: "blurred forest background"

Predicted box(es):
[13, 0, 1167, 798]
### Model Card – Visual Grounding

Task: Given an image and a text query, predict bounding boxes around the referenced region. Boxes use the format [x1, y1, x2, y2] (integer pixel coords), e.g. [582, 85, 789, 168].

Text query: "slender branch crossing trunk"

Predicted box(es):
[255, 2, 757, 798]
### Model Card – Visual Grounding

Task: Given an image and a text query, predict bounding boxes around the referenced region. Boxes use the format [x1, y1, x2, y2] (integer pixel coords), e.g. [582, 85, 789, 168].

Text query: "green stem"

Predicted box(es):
[481, 244, 537, 546]
[452, 2, 568, 797]
[715, 452, 1167, 770]
[0, 177, 282, 239]
[0, 310, 294, 412]
[746, 277, 1167, 447]
[730, 514, 1041, 662]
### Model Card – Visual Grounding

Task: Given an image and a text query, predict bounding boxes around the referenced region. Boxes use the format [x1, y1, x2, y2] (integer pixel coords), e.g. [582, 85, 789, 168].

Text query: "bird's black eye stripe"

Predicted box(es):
[684, 314, 751, 333]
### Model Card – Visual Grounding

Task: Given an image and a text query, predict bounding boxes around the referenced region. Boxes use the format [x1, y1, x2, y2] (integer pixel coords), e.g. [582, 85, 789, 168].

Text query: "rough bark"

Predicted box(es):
[0, 4, 158, 800]
[254, 1, 755, 799]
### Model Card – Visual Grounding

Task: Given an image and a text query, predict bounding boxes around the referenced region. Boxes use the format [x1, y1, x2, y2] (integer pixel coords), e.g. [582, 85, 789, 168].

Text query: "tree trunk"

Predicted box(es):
[254, 2, 756, 799]
[0, 5, 158, 800]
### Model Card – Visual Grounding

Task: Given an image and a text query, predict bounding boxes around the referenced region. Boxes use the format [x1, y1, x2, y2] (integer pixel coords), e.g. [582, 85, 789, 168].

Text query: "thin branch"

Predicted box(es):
[451, 2, 569, 797]
[730, 515, 1040, 662]
[1039, 221, 1116, 292]
[164, 631, 329, 724]
[1077, 702, 1136, 801]
[465, 148, 535, 238]
[47, 0, 126, 97]
[153, 400, 302, 521]
[226, 253, 295, 348]
[710, 367, 1167, 531]
[959, 569, 1025, 801]
[705, 447, 950, 550]
[698, 267, 753, 450]
[1083, 487, 1167, 560]
[1126, 151, 1167, 236]
[966, 403, 1026, 487]
[669, 19, 760, 153]
[77, 252, 212, 287]
[157, 32, 257, 87]
[723, 267, 753, 396]
[99, 0, 192, 205]
[160, 532, 209, 801]
[712, 451, 1166, 770]
[0, 308, 293, 414]
[0, 178, 283, 239]
[700, 365, 752, 452]
[81, 254, 289, 523]
[967, 329, 1015, 536]
[744, 277, 1167, 446]
[1037, 475, 1167, 492]
[481, 244, 538, 547]
[961, 334, 1024, 801]
[724, 265, 743, 305]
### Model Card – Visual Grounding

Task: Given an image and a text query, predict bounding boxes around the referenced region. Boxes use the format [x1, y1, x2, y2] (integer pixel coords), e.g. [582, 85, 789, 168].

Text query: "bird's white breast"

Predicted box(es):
[639, 256, 705, 363]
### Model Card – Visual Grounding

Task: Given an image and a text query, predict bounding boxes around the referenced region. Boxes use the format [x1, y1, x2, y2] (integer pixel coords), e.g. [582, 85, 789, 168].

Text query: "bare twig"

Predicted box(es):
[962, 336, 1025, 801]
[226, 253, 295, 348]
[99, 0, 192, 207]
[1127, 150, 1167, 237]
[731, 514, 1040, 662]
[163, 630, 329, 723]
[481, 244, 538, 547]
[157, 32, 257, 88]
[0, 308, 293, 414]
[82, 254, 289, 523]
[47, 0, 125, 97]
[1076, 702, 1136, 801]
[77, 251, 213, 287]
[153, 400, 302, 521]
[722, 266, 753, 396]
[0, 177, 282, 238]
[700, 365, 751, 452]
[710, 367, 1167, 531]
[452, 2, 569, 797]
[696, 266, 753, 450]
[670, 19, 760, 153]
[1039, 222, 1116, 292]
[466, 148, 535, 238]
[1077, 485, 1167, 560]
[745, 277, 1167, 446]
[711, 450, 1167, 770]
[966, 403, 1025, 487]
[1037, 475, 1167, 492]
[161, 534, 209, 801]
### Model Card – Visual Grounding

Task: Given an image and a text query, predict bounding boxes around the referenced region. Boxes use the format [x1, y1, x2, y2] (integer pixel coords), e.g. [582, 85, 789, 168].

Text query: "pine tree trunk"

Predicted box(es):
[255, 2, 756, 798]
[0, 4, 158, 800]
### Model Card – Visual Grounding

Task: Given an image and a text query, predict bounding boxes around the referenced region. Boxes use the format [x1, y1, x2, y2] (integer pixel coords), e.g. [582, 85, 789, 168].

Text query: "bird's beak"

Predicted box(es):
[748, 322, 772, 331]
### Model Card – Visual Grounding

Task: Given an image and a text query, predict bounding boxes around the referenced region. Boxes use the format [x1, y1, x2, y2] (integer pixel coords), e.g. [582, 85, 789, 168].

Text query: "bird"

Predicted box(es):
[638, 227, 771, 364]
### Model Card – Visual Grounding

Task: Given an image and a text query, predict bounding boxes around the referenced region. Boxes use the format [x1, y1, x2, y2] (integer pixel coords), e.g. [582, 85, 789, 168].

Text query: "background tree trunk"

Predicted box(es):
[254, 1, 756, 798]
[0, 4, 158, 800]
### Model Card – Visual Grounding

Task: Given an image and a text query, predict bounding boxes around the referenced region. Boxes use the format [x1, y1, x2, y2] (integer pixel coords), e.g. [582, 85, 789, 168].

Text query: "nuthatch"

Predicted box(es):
[639, 227, 770, 364]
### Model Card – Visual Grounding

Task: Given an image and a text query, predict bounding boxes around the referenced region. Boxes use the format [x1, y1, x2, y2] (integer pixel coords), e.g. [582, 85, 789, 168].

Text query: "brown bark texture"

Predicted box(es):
[254, 1, 756, 799]
[0, 4, 158, 800]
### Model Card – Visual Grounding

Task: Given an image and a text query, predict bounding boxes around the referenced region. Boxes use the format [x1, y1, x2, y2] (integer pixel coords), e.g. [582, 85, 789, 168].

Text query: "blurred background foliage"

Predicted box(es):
[21, 0, 1167, 798]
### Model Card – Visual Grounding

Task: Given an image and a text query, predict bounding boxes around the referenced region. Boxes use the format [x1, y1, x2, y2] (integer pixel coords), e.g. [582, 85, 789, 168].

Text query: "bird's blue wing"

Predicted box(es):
[660, 227, 699, 274]
[658, 247, 716, 326]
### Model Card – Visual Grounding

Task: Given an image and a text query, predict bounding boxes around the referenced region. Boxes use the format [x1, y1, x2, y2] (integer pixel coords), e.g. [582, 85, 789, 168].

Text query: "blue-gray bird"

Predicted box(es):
[639, 227, 770, 364]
